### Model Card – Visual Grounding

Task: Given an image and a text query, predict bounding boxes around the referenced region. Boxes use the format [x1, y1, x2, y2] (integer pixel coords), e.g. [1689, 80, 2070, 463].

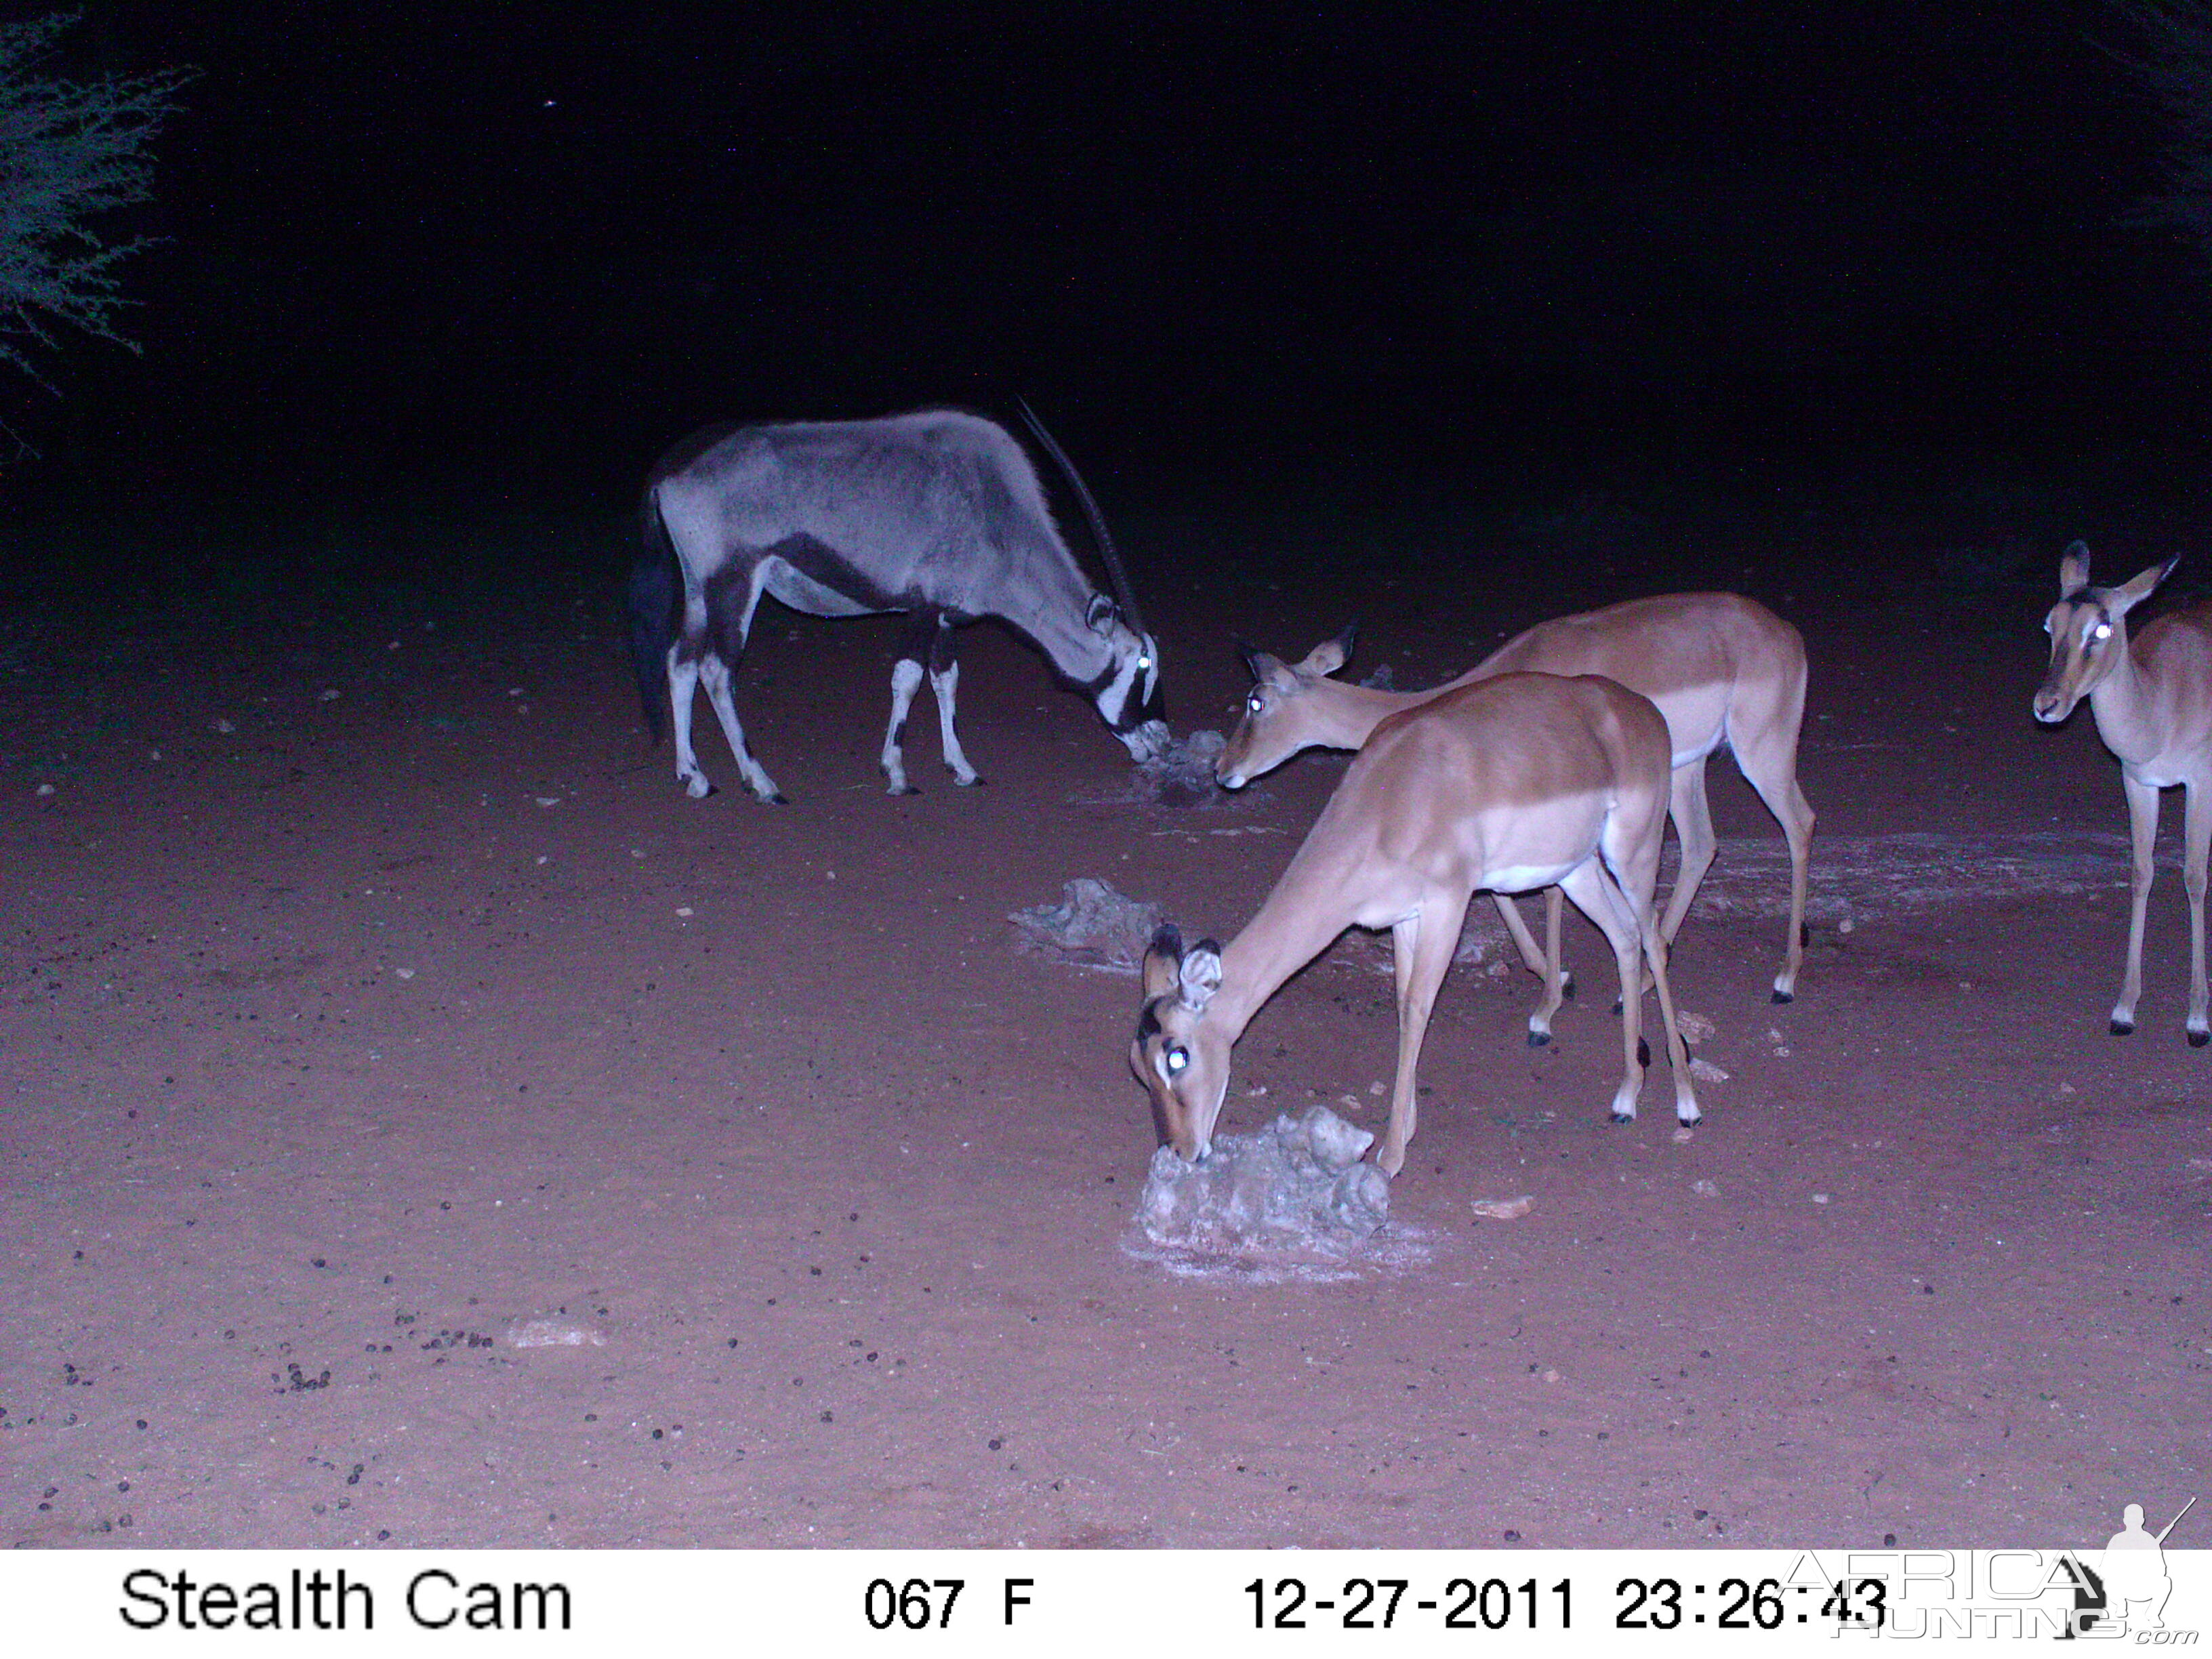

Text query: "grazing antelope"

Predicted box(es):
[1216, 593, 1816, 1021]
[2033, 542, 2212, 1043]
[628, 407, 1168, 802]
[1132, 672, 1700, 1176]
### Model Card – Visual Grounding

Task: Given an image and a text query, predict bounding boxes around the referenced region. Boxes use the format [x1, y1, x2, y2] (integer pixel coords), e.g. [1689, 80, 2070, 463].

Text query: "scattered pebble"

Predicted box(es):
[1671, 1126, 1696, 1145]
[1689, 1057, 1729, 1083]
[394, 968, 415, 980]
[508, 1320, 605, 1349]
[319, 689, 340, 701]
[1471, 1196, 1534, 1221]
[33, 783, 53, 797]
[534, 796, 560, 808]
[1812, 1193, 1830, 1205]
[1677, 1011, 1717, 1043]
[1692, 1179, 1720, 1198]
[212, 718, 236, 734]
[676, 907, 694, 918]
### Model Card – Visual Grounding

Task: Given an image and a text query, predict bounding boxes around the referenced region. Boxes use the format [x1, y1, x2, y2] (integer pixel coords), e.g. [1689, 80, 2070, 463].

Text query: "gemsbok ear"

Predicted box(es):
[1178, 941, 1224, 1012]
[1087, 594, 1122, 634]
[2060, 541, 2091, 596]
[2114, 558, 2179, 613]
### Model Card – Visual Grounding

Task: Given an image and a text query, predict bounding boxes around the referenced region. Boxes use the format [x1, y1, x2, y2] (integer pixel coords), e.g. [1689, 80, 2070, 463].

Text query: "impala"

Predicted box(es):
[2034, 542, 2209, 1043]
[1217, 593, 1816, 1023]
[1133, 672, 1700, 1176]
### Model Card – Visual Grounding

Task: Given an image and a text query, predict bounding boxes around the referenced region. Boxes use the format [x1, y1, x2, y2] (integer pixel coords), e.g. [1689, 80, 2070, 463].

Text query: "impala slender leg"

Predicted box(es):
[1378, 909, 1462, 1176]
[1525, 887, 1570, 1044]
[2186, 780, 2211, 1046]
[2114, 772, 2161, 1036]
[1491, 893, 1555, 982]
[1640, 900, 1701, 1124]
[880, 658, 924, 795]
[1735, 731, 1817, 1003]
[1648, 758, 1716, 1000]
[1561, 861, 1650, 1124]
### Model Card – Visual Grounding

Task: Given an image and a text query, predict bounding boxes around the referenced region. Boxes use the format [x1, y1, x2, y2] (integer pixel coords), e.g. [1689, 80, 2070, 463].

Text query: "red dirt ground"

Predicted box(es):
[2, 518, 2205, 1551]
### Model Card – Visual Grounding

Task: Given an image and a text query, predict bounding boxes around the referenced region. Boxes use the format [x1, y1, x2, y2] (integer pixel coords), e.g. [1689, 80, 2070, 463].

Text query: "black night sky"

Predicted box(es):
[9, 2, 2211, 539]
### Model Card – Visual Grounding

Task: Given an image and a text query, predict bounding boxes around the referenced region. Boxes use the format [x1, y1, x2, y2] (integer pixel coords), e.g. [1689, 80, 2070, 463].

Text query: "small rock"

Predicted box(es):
[1471, 1196, 1534, 1221]
[1689, 1057, 1729, 1083]
[1692, 1179, 1719, 1198]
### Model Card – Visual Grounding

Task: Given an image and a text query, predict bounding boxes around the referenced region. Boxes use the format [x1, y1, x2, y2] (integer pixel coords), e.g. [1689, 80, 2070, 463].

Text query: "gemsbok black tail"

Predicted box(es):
[627, 488, 680, 745]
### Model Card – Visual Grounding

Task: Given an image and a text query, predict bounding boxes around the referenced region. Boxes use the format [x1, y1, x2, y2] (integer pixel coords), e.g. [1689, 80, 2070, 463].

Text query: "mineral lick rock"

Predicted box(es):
[1007, 878, 1164, 973]
[1133, 727, 1227, 807]
[1139, 1105, 1390, 1251]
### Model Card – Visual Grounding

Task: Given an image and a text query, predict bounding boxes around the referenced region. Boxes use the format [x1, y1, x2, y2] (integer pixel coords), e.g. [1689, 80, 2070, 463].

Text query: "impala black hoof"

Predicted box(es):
[769, 792, 790, 806]
[2192, 1029, 2210, 1049]
[1610, 1111, 1635, 1126]
[1526, 1029, 1551, 1049]
[2110, 1017, 2135, 1036]
[1612, 998, 1624, 1017]
[1771, 988, 1794, 1004]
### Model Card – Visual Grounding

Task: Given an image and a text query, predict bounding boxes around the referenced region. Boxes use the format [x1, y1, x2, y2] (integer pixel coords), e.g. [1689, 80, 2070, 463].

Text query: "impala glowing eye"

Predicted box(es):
[1165, 1046, 1190, 1075]
[1246, 693, 1265, 714]
[1137, 653, 1152, 672]
[2093, 622, 2112, 641]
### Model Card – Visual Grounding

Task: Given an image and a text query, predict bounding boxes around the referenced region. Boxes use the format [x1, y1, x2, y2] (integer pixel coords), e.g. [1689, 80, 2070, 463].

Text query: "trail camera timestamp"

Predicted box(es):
[1247, 1575, 1572, 1631]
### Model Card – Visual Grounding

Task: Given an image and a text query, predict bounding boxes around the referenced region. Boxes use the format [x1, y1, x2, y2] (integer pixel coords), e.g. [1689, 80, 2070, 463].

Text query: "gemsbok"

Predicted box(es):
[2033, 542, 2212, 1043]
[1132, 672, 1700, 1176]
[629, 407, 1168, 803]
[1216, 592, 1816, 1026]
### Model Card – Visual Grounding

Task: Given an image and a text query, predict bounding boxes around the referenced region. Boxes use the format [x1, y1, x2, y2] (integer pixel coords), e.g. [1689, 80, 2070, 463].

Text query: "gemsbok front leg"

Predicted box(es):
[928, 615, 981, 787]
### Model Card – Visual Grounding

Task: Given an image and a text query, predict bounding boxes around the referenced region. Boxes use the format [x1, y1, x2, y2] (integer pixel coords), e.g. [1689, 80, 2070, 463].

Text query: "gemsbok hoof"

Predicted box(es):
[2110, 1017, 2135, 1036]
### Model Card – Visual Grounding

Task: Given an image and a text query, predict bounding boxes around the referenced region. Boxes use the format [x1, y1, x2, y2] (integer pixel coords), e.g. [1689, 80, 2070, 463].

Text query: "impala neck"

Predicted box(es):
[2089, 624, 2164, 767]
[1303, 682, 1431, 749]
[1207, 851, 1368, 1042]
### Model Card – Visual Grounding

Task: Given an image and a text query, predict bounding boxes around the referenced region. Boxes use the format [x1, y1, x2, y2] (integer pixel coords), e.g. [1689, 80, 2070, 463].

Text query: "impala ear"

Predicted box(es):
[1178, 939, 1223, 1012]
[2059, 541, 2091, 596]
[1141, 924, 1184, 1000]
[1237, 642, 1288, 686]
[2113, 557, 2179, 613]
[1299, 638, 1346, 678]
[1088, 594, 1122, 634]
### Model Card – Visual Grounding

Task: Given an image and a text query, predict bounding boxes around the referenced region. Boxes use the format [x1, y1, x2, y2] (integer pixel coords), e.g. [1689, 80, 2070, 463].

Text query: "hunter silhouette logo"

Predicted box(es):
[2090, 1496, 2195, 1636]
